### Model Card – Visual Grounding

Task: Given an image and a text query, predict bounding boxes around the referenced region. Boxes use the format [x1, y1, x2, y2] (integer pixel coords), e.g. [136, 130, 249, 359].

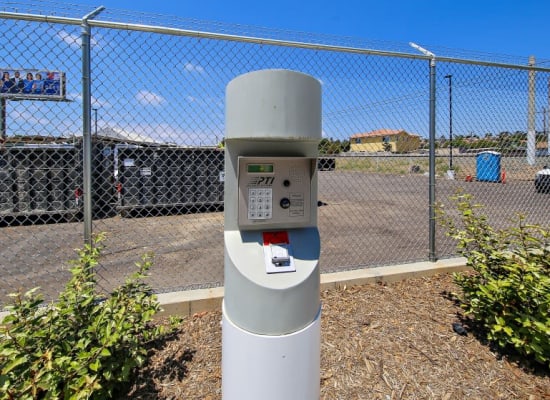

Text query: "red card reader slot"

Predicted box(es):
[263, 231, 289, 245]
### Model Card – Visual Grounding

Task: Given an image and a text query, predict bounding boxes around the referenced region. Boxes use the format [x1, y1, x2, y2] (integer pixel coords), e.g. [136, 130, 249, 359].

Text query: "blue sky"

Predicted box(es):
[2, 0, 550, 144]
[66, 0, 550, 62]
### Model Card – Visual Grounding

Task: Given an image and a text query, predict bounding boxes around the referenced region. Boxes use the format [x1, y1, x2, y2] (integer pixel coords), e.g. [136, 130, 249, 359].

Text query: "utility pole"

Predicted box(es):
[527, 56, 536, 165]
[544, 107, 547, 147]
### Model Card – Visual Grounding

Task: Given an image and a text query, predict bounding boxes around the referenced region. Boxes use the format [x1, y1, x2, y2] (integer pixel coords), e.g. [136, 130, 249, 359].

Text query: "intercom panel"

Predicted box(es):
[237, 156, 315, 229]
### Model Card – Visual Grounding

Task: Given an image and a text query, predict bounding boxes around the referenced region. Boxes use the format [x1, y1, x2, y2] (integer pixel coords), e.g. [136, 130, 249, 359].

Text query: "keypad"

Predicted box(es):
[248, 188, 272, 220]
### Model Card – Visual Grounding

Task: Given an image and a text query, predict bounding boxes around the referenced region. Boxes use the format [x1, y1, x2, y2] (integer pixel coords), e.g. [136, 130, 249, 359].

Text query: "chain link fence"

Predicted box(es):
[1, 3, 550, 303]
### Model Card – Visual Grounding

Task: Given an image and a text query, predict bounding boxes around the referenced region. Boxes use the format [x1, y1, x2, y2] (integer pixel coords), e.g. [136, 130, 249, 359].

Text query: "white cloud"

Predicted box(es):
[17, 108, 51, 127]
[183, 62, 205, 74]
[55, 30, 80, 48]
[90, 96, 112, 108]
[135, 90, 165, 106]
[69, 93, 112, 108]
[55, 30, 100, 49]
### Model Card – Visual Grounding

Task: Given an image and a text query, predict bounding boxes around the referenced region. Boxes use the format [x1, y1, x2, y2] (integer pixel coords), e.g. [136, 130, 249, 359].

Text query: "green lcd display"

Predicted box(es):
[247, 164, 274, 173]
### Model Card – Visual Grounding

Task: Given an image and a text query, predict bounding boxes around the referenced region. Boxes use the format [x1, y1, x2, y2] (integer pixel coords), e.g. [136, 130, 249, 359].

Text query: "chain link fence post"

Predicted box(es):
[428, 54, 437, 262]
[410, 43, 438, 262]
[81, 7, 105, 245]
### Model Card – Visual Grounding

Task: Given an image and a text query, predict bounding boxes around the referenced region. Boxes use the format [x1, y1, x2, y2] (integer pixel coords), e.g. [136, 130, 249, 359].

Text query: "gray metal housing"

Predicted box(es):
[224, 69, 322, 335]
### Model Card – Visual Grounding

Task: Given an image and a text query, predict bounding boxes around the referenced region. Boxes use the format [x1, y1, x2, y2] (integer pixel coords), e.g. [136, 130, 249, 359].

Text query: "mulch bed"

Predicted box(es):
[122, 273, 549, 399]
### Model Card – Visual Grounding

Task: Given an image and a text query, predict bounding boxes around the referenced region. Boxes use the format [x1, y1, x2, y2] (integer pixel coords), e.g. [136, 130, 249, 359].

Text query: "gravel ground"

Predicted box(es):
[121, 273, 549, 399]
[4, 172, 549, 302]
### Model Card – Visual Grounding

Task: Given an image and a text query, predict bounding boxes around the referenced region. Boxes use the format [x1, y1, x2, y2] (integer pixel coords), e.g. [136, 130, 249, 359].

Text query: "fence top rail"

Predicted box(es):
[2, 10, 550, 73]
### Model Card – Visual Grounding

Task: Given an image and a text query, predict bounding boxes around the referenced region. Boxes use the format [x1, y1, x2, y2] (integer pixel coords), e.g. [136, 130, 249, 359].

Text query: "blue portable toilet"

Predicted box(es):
[476, 151, 501, 182]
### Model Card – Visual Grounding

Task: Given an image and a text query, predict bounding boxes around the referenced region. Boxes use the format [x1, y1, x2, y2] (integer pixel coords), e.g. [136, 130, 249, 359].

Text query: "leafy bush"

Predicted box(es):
[438, 193, 550, 368]
[0, 234, 176, 399]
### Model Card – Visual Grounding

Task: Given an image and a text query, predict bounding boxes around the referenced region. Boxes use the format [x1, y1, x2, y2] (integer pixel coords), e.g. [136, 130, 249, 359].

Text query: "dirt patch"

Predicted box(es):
[121, 273, 549, 399]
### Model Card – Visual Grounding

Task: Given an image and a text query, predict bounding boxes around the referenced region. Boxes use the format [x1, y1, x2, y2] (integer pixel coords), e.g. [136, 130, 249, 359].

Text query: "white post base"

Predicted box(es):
[222, 301, 321, 400]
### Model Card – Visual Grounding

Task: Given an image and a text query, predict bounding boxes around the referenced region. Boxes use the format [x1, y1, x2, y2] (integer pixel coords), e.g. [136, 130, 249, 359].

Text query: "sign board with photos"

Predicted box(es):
[1, 69, 66, 101]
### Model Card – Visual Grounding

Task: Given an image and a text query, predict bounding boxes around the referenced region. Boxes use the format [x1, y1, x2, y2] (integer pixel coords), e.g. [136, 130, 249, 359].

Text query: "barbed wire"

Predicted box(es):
[2, 0, 548, 66]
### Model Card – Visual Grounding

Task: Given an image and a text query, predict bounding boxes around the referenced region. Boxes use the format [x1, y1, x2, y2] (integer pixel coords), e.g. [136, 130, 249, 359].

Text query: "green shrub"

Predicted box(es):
[0, 234, 176, 399]
[438, 193, 550, 368]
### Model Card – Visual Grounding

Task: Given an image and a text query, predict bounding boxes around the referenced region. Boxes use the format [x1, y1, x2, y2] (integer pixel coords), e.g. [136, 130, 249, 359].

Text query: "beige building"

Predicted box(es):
[350, 129, 421, 153]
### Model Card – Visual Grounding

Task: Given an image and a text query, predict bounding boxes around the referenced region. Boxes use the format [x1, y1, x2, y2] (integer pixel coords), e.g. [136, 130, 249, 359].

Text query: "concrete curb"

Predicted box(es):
[157, 257, 468, 318]
[0, 258, 468, 321]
